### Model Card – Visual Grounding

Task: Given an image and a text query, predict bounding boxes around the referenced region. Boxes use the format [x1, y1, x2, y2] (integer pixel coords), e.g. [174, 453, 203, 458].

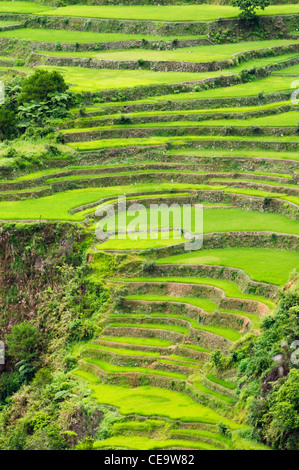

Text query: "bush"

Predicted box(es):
[211, 349, 223, 368]
[0, 107, 18, 141]
[230, 0, 270, 19]
[18, 69, 68, 104]
[5, 321, 40, 363]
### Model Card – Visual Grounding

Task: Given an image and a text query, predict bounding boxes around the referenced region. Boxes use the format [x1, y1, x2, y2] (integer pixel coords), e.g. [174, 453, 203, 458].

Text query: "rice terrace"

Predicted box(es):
[0, 0, 298, 454]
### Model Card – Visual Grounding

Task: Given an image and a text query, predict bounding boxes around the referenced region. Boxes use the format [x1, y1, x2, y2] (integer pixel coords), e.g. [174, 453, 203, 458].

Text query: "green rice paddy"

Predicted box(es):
[37, 39, 298, 62]
[1, 4, 298, 449]
[72, 375, 243, 427]
[40, 4, 299, 21]
[157, 247, 299, 285]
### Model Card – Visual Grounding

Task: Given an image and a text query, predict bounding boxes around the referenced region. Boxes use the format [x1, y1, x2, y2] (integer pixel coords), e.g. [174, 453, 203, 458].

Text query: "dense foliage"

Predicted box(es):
[231, 0, 270, 19]
[0, 70, 74, 142]
[0, 224, 110, 450]
[233, 277, 299, 449]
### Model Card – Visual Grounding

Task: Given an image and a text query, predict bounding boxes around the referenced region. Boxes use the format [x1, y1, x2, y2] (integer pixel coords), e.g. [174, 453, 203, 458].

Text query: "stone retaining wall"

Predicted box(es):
[32, 43, 299, 74]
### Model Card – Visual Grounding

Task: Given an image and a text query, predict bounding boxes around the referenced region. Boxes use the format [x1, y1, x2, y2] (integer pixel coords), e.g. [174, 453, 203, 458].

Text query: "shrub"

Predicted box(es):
[18, 69, 68, 104]
[0, 107, 18, 141]
[230, 0, 270, 20]
[5, 321, 40, 363]
[211, 349, 223, 368]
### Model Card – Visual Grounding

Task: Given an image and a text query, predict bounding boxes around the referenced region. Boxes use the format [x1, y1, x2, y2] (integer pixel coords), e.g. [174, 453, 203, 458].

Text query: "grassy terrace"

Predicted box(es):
[167, 148, 299, 161]
[93, 435, 224, 450]
[157, 247, 299, 286]
[108, 314, 245, 341]
[82, 357, 187, 380]
[0, 183, 209, 220]
[70, 100, 295, 122]
[39, 66, 225, 93]
[1, 5, 298, 450]
[95, 232, 187, 251]
[38, 4, 299, 21]
[96, 206, 299, 236]
[3, 181, 299, 221]
[37, 64, 298, 93]
[275, 63, 299, 74]
[63, 111, 299, 132]
[0, 20, 20, 26]
[98, 74, 298, 101]
[99, 336, 173, 347]
[0, 28, 204, 43]
[72, 374, 243, 427]
[68, 136, 299, 152]
[107, 321, 190, 336]
[124, 294, 218, 312]
[117, 277, 275, 308]
[0, 1, 52, 14]
[37, 39, 299, 62]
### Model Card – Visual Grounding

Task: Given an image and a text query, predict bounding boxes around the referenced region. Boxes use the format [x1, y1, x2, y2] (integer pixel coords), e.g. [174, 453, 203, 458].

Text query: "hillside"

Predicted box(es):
[0, 0, 298, 452]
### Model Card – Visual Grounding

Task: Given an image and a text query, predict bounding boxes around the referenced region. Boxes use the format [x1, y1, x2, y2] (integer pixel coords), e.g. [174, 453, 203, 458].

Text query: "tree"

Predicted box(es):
[265, 369, 299, 449]
[18, 69, 68, 104]
[211, 349, 223, 368]
[0, 106, 18, 140]
[5, 321, 40, 362]
[230, 0, 270, 20]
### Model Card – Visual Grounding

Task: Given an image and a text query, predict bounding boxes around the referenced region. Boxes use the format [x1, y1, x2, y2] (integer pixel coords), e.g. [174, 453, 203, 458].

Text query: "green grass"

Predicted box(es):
[107, 321, 190, 336]
[97, 435, 222, 450]
[218, 308, 262, 330]
[197, 324, 242, 341]
[43, 169, 224, 182]
[0, 185, 50, 195]
[39, 62, 297, 95]
[72, 376, 243, 427]
[89, 74, 298, 108]
[68, 135, 299, 151]
[39, 65, 223, 93]
[206, 373, 237, 390]
[156, 358, 201, 369]
[213, 177, 297, 188]
[98, 207, 299, 237]
[133, 75, 299, 102]
[168, 354, 203, 363]
[191, 378, 234, 404]
[96, 231, 187, 251]
[65, 110, 299, 130]
[41, 4, 299, 21]
[157, 247, 299, 286]
[167, 147, 299, 162]
[147, 313, 242, 341]
[0, 1, 52, 14]
[0, 20, 21, 26]
[125, 294, 217, 313]
[0, 28, 203, 43]
[76, 100, 293, 122]
[100, 336, 173, 347]
[119, 277, 274, 308]
[180, 344, 210, 353]
[2, 181, 298, 224]
[37, 39, 298, 62]
[44, 169, 213, 181]
[86, 344, 160, 357]
[224, 187, 299, 206]
[170, 428, 235, 449]
[273, 63, 299, 75]
[72, 369, 101, 384]
[82, 357, 187, 380]
[93, 435, 222, 450]
[0, 182, 217, 220]
[109, 313, 241, 342]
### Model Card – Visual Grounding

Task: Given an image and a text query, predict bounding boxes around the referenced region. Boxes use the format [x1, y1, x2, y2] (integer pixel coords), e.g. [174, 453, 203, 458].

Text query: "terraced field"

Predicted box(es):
[0, 0, 298, 451]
